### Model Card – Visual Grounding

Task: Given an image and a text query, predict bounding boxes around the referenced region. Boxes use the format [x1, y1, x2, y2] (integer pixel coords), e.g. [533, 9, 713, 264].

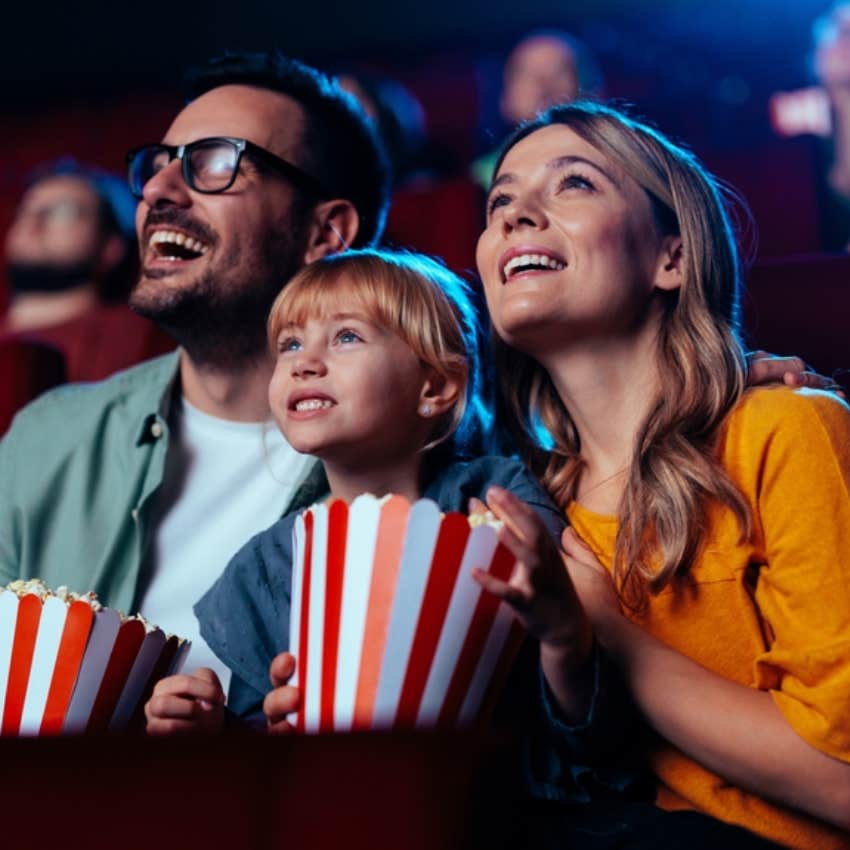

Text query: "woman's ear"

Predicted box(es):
[418, 367, 463, 420]
[654, 235, 684, 292]
[302, 200, 360, 264]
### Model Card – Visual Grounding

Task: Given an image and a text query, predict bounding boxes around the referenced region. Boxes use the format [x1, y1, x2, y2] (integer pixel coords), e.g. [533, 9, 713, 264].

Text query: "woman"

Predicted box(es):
[475, 101, 850, 850]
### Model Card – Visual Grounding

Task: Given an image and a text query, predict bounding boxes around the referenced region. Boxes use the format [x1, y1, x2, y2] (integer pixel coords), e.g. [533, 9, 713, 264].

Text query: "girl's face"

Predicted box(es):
[268, 286, 433, 467]
[476, 123, 674, 356]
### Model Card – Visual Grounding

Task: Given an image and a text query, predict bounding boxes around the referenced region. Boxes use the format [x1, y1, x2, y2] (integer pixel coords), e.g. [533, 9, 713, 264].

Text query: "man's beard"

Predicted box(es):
[130, 219, 304, 370]
[7, 260, 96, 294]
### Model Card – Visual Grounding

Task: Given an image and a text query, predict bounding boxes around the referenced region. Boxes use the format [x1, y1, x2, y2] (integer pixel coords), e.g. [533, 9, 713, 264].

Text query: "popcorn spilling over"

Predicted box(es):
[290, 494, 523, 734]
[0, 579, 190, 736]
[6, 579, 102, 612]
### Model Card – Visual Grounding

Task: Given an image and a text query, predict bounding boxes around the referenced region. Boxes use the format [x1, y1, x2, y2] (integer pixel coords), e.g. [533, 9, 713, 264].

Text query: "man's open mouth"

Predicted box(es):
[148, 229, 209, 261]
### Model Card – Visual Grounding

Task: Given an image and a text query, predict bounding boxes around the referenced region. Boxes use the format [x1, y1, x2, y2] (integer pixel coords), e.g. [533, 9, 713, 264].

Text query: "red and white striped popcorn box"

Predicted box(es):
[0, 581, 190, 736]
[289, 494, 525, 733]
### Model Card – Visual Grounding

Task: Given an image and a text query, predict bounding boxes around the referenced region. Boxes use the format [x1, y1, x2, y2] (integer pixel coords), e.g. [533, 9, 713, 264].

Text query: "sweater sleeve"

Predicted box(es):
[747, 390, 850, 761]
[525, 641, 650, 802]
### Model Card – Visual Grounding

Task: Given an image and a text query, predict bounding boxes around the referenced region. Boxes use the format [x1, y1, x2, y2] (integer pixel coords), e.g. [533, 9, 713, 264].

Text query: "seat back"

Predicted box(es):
[744, 253, 850, 387]
[384, 178, 483, 274]
[0, 337, 66, 434]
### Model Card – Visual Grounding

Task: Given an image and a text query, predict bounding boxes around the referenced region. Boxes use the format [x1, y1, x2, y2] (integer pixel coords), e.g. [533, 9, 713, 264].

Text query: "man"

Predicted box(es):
[1, 161, 173, 382]
[4, 160, 135, 332]
[0, 51, 391, 684]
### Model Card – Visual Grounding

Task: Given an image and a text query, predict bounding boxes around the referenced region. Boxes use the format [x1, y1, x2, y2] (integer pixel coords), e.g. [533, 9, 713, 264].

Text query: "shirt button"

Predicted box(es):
[131, 508, 139, 521]
[150, 421, 163, 439]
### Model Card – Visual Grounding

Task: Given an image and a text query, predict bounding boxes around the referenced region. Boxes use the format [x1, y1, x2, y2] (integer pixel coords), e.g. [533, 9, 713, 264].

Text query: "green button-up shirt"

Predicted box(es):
[0, 351, 325, 613]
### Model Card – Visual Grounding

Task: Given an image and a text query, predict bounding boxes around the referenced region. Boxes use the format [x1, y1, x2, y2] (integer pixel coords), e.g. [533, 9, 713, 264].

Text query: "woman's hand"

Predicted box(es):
[473, 487, 589, 651]
[145, 667, 226, 735]
[263, 652, 301, 734]
[473, 486, 594, 722]
[560, 527, 623, 631]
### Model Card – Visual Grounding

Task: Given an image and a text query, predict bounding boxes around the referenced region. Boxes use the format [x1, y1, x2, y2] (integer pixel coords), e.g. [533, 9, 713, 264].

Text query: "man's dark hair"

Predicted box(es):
[185, 51, 391, 248]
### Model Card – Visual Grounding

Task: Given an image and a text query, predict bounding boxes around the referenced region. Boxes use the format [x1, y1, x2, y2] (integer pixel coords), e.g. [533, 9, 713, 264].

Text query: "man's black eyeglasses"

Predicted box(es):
[126, 136, 325, 200]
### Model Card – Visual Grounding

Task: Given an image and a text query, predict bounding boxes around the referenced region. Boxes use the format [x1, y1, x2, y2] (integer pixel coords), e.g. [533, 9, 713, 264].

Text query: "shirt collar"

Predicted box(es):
[135, 349, 182, 446]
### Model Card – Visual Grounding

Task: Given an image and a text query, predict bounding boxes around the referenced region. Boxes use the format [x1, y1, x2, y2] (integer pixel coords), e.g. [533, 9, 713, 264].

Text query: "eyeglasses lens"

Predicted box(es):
[129, 147, 169, 197]
[129, 140, 240, 197]
[187, 141, 239, 192]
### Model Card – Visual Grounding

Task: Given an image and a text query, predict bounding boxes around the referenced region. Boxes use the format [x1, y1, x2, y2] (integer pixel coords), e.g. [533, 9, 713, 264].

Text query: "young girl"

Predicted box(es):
[476, 101, 850, 849]
[144, 248, 597, 746]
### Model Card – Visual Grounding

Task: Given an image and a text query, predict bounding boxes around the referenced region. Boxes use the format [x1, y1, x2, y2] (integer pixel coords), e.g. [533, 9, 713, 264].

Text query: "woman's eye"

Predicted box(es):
[487, 192, 511, 215]
[558, 173, 595, 191]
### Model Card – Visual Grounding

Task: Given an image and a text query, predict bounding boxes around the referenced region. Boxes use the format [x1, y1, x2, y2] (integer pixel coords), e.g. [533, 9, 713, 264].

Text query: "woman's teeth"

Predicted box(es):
[504, 253, 566, 279]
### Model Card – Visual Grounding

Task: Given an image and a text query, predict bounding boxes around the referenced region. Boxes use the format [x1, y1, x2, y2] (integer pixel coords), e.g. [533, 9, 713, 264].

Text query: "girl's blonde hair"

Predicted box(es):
[268, 248, 489, 454]
[492, 101, 752, 606]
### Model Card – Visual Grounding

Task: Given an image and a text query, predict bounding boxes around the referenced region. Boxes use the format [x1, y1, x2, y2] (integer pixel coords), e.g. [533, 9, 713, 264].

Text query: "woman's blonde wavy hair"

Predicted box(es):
[491, 102, 752, 607]
[267, 248, 483, 455]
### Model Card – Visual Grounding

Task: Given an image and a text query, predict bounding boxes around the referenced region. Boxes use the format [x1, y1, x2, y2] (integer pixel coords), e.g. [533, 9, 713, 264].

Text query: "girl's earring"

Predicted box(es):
[419, 403, 433, 417]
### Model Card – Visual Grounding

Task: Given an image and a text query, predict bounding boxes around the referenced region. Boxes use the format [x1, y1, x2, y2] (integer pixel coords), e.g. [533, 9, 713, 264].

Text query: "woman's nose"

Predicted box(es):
[502, 193, 546, 233]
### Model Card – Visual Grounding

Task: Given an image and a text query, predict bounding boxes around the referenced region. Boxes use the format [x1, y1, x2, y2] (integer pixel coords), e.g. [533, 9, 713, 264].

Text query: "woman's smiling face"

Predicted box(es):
[476, 123, 672, 356]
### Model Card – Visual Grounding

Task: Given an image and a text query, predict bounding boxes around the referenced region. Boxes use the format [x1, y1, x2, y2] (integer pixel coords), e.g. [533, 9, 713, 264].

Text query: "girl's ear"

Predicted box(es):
[302, 199, 360, 264]
[418, 367, 463, 419]
[654, 235, 684, 292]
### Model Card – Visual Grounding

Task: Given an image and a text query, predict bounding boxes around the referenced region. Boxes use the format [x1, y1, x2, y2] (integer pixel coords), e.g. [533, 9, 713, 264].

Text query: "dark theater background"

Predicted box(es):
[0, 3, 847, 846]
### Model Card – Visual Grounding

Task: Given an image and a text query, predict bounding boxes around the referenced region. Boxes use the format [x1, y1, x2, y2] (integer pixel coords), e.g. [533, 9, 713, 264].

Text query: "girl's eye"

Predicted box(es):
[337, 328, 363, 344]
[278, 337, 301, 353]
[487, 192, 511, 216]
[558, 173, 595, 192]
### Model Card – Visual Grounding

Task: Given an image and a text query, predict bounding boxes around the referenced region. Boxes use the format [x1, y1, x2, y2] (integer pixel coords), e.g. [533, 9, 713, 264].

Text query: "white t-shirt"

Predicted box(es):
[138, 397, 315, 693]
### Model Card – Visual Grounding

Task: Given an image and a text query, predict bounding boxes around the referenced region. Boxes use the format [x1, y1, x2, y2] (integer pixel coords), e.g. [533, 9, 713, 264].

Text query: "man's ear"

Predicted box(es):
[654, 235, 684, 292]
[302, 200, 360, 264]
[418, 367, 464, 419]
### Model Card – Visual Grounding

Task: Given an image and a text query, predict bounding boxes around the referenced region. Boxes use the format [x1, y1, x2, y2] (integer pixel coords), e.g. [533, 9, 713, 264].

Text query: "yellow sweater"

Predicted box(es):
[566, 387, 850, 850]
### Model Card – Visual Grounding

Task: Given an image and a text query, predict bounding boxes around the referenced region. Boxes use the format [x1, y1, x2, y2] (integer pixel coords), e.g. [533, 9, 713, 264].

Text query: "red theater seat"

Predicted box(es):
[744, 253, 850, 386]
[384, 178, 484, 274]
[0, 731, 487, 850]
[14, 305, 175, 384]
[0, 338, 66, 434]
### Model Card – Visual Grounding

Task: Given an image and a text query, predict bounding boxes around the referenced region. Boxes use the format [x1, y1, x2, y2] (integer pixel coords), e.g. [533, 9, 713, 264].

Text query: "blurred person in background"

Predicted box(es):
[2, 159, 173, 381]
[812, 1, 850, 249]
[471, 29, 603, 188]
[3, 159, 136, 331]
[337, 72, 442, 187]
[815, 3, 850, 204]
